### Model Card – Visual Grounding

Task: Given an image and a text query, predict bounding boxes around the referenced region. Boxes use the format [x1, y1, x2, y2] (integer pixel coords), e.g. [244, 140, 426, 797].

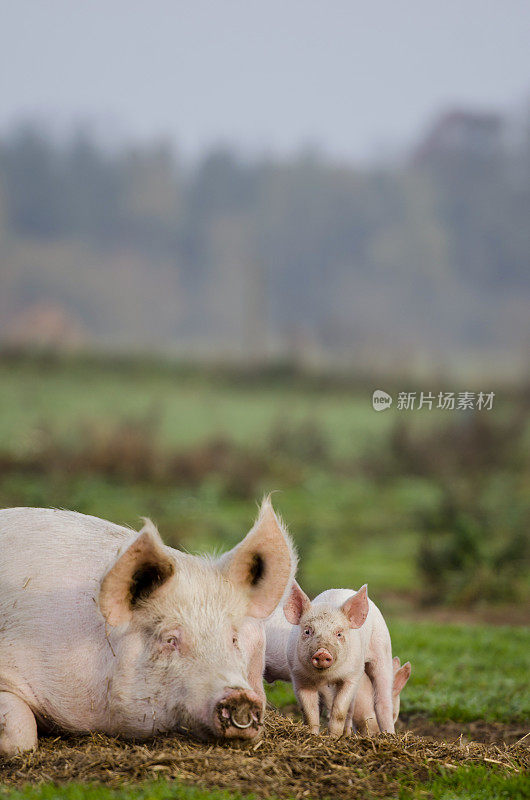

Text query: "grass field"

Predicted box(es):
[0, 355, 528, 799]
[0, 357, 390, 456]
[2, 355, 526, 605]
[0, 355, 435, 604]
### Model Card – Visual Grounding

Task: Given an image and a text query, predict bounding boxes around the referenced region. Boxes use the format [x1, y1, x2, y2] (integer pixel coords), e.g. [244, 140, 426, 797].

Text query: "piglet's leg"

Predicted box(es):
[351, 703, 380, 736]
[0, 691, 38, 755]
[319, 683, 335, 719]
[344, 700, 354, 734]
[351, 672, 379, 735]
[345, 701, 379, 735]
[328, 678, 358, 738]
[367, 661, 395, 733]
[295, 683, 320, 735]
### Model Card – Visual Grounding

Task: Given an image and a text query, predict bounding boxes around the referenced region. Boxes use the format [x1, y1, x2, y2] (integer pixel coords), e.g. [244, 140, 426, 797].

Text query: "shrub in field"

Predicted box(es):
[363, 408, 528, 482]
[76, 419, 160, 481]
[0, 418, 161, 482]
[417, 483, 530, 606]
[168, 438, 268, 499]
[0, 420, 270, 499]
[360, 405, 530, 606]
[268, 417, 330, 464]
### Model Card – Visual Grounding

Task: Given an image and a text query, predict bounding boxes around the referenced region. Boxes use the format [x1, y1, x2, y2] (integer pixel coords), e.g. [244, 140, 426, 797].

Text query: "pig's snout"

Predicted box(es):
[214, 688, 263, 739]
[312, 648, 334, 670]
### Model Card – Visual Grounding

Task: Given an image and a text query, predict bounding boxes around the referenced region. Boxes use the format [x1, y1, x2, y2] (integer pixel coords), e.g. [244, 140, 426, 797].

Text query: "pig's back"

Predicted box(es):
[0, 507, 137, 725]
[0, 507, 135, 596]
[263, 603, 292, 683]
[0, 506, 137, 625]
[0, 505, 132, 557]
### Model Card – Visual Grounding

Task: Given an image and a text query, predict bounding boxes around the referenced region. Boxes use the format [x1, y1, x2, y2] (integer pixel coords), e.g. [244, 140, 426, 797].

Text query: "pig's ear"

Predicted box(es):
[393, 662, 411, 696]
[99, 519, 175, 626]
[283, 581, 311, 625]
[341, 584, 369, 629]
[217, 496, 297, 619]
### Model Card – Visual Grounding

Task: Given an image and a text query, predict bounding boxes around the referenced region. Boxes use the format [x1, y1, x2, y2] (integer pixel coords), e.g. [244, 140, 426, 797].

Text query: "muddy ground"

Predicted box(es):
[0, 713, 527, 799]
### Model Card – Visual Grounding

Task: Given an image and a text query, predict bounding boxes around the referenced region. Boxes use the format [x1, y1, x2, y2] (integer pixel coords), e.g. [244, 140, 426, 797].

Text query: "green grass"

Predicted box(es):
[401, 765, 530, 800]
[0, 357, 432, 604]
[0, 467, 432, 601]
[392, 622, 530, 723]
[0, 784, 250, 800]
[0, 359, 390, 459]
[1, 355, 526, 608]
[266, 622, 530, 724]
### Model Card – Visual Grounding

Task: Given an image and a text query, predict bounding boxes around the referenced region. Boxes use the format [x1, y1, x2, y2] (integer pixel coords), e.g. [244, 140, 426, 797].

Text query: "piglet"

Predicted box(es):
[265, 582, 395, 737]
[329, 655, 411, 735]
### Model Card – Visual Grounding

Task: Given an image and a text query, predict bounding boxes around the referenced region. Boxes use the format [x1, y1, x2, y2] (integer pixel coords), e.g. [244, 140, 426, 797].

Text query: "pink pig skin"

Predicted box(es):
[0, 499, 296, 754]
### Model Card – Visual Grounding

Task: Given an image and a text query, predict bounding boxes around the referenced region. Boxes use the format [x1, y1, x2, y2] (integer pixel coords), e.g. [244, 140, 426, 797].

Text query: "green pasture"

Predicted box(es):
[0, 356, 528, 800]
[0, 355, 528, 605]
[0, 358, 390, 458]
[0, 356, 459, 603]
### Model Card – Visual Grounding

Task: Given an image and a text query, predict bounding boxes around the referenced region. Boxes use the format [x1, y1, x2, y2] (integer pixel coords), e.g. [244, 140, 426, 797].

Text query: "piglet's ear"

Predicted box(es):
[283, 581, 311, 625]
[341, 584, 369, 629]
[217, 497, 297, 619]
[99, 519, 175, 626]
[393, 662, 411, 696]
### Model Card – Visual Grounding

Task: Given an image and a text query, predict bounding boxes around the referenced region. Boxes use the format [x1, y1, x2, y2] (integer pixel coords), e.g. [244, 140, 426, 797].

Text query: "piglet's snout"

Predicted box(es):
[214, 688, 263, 739]
[312, 648, 334, 669]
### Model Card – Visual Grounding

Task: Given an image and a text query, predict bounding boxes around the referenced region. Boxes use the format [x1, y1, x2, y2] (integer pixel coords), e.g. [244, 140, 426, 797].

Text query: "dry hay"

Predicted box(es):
[0, 712, 528, 799]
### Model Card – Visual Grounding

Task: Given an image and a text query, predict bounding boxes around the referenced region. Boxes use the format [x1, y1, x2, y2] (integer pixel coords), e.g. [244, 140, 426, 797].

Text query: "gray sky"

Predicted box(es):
[1, 0, 529, 161]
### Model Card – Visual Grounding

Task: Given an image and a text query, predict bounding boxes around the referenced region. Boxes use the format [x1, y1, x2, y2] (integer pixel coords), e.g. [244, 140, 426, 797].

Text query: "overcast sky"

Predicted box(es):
[0, 0, 529, 161]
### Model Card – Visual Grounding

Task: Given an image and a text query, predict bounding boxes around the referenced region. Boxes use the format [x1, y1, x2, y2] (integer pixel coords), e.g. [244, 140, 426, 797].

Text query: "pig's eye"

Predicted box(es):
[232, 634, 238, 647]
[164, 631, 182, 651]
[303, 627, 313, 637]
[162, 628, 186, 655]
[336, 630, 344, 639]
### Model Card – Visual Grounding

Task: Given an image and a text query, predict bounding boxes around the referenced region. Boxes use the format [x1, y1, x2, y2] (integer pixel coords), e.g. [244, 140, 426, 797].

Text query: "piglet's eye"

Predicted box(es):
[232, 634, 238, 646]
[336, 630, 343, 638]
[304, 627, 312, 636]
[166, 635, 179, 649]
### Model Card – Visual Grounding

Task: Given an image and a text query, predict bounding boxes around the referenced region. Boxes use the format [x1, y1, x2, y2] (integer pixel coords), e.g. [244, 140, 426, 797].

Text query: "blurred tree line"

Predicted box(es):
[0, 115, 529, 364]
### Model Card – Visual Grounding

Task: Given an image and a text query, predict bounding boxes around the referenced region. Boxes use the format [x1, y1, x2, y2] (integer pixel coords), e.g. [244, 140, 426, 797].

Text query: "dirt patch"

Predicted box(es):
[381, 592, 530, 626]
[0, 713, 527, 799]
[398, 715, 528, 745]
